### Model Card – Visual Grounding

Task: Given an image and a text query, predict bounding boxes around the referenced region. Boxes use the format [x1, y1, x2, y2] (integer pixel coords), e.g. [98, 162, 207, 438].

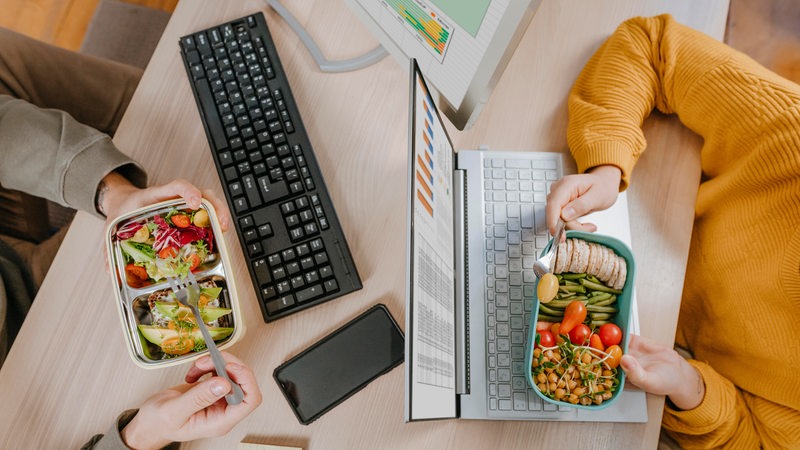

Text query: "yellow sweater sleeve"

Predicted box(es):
[567, 14, 732, 189]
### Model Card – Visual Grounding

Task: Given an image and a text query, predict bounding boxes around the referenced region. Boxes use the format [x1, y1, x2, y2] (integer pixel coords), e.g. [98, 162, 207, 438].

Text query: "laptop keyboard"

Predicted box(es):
[482, 155, 571, 415]
[179, 13, 362, 322]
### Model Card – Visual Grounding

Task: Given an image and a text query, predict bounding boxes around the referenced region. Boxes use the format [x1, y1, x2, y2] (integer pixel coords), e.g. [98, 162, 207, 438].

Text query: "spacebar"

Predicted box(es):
[194, 80, 227, 150]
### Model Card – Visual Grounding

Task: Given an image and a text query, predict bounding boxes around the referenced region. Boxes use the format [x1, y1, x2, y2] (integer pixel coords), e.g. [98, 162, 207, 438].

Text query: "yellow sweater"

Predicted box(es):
[568, 15, 800, 449]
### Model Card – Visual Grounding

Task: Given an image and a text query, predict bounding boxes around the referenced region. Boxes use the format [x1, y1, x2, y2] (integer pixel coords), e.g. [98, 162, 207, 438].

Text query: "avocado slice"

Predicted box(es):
[153, 302, 232, 323]
[138, 324, 234, 347]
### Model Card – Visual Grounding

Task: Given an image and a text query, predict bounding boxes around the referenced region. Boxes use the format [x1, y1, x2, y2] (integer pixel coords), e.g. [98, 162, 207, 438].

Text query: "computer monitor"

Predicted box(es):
[346, 0, 542, 130]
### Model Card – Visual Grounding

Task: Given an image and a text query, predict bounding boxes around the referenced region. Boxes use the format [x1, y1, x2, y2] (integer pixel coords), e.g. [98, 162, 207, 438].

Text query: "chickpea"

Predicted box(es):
[557, 379, 566, 389]
[593, 394, 604, 405]
[547, 372, 558, 383]
[580, 397, 592, 406]
[574, 387, 586, 396]
[544, 350, 554, 359]
[602, 391, 613, 400]
[536, 373, 547, 384]
[537, 382, 547, 392]
[602, 369, 613, 377]
[548, 382, 557, 391]
[533, 348, 541, 358]
[568, 394, 579, 404]
[555, 388, 566, 399]
[581, 352, 592, 364]
[568, 379, 578, 390]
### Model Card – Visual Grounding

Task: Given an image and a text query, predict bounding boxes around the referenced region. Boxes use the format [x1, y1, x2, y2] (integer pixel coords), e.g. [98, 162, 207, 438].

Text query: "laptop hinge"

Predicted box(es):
[453, 168, 469, 395]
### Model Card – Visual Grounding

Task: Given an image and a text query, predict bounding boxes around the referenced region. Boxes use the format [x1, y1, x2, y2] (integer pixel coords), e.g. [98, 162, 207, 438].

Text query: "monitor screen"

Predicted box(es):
[347, 0, 542, 129]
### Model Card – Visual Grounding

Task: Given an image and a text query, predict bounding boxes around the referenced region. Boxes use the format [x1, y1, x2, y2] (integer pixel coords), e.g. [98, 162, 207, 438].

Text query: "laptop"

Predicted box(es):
[404, 59, 648, 422]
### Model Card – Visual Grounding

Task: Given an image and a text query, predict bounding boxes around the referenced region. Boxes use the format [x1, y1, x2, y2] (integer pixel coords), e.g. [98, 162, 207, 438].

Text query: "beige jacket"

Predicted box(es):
[0, 95, 147, 448]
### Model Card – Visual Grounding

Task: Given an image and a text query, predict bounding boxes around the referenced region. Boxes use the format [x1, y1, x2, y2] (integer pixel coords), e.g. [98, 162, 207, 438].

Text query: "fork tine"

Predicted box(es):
[186, 270, 198, 286]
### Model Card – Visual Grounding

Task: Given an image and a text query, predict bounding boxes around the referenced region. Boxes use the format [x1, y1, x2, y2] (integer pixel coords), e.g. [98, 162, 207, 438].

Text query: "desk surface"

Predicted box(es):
[0, 1, 728, 448]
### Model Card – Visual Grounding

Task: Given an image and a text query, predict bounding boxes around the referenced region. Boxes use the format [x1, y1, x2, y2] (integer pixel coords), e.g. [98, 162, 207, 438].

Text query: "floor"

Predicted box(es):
[726, 0, 800, 82]
[0, 0, 797, 82]
[0, 0, 177, 50]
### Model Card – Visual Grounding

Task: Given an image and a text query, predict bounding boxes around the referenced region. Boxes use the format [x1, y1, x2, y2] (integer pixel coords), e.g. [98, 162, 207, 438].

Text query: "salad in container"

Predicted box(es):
[106, 198, 243, 368]
[524, 231, 635, 410]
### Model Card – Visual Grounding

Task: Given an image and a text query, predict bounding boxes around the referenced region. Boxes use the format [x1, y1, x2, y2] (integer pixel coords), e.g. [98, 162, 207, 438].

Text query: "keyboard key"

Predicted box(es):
[266, 295, 294, 314]
[296, 284, 324, 303]
[323, 279, 338, 293]
[252, 258, 271, 286]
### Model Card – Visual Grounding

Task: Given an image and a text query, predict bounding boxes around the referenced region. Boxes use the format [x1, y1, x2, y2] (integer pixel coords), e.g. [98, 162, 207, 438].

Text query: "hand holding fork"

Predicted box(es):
[166, 271, 244, 405]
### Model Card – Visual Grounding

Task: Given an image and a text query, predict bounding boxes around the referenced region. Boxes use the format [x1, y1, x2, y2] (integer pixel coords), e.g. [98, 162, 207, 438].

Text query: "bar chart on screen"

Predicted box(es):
[382, 0, 453, 60]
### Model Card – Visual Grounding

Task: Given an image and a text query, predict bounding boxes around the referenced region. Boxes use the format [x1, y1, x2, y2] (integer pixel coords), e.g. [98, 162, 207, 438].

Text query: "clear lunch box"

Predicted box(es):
[105, 198, 244, 368]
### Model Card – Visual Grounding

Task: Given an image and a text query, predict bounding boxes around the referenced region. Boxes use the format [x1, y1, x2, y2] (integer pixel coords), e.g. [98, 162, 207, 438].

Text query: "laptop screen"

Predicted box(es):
[405, 60, 458, 420]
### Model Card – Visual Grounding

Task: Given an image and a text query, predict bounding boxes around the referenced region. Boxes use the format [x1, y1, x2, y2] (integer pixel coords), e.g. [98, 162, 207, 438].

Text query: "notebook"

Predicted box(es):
[404, 59, 648, 422]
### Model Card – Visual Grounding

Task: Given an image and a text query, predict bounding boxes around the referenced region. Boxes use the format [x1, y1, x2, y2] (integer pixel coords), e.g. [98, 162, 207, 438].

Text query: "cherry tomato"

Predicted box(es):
[589, 333, 605, 352]
[604, 344, 623, 369]
[537, 273, 559, 303]
[171, 213, 191, 228]
[192, 209, 211, 227]
[537, 330, 556, 348]
[158, 246, 178, 259]
[185, 253, 202, 271]
[559, 301, 587, 334]
[568, 323, 591, 345]
[536, 321, 554, 332]
[598, 323, 623, 347]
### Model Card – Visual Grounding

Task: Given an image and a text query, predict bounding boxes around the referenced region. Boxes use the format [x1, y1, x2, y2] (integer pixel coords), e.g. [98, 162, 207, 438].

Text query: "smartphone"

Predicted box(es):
[273, 304, 405, 424]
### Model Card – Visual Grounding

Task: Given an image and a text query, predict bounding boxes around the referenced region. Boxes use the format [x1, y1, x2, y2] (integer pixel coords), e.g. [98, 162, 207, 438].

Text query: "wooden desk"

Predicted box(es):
[0, 0, 728, 448]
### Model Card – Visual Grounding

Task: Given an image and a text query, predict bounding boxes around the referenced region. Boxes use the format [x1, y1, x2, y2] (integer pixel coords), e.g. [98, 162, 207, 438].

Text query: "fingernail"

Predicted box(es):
[211, 381, 228, 396]
[562, 206, 576, 221]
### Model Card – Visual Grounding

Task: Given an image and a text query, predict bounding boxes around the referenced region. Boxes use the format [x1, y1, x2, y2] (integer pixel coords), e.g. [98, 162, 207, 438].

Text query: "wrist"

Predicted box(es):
[96, 171, 137, 218]
[666, 361, 705, 410]
[587, 164, 622, 187]
[121, 415, 171, 450]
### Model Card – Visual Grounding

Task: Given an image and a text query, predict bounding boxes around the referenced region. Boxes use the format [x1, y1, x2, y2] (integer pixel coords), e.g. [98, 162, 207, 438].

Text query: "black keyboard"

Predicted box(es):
[179, 12, 362, 322]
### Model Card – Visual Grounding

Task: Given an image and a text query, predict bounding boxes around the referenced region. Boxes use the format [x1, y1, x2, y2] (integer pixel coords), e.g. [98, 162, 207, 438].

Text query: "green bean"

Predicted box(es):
[537, 314, 563, 323]
[560, 284, 587, 293]
[591, 295, 618, 307]
[539, 303, 566, 316]
[589, 312, 614, 321]
[586, 305, 619, 314]
[586, 292, 612, 304]
[561, 273, 587, 280]
[579, 278, 622, 294]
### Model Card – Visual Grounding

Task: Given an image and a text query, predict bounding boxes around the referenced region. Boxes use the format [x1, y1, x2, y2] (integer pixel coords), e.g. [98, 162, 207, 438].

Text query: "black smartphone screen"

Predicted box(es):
[273, 304, 405, 424]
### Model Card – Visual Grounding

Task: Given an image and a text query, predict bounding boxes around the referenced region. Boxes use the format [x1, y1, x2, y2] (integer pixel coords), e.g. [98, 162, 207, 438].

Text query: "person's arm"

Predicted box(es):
[0, 95, 147, 215]
[553, 14, 786, 447]
[619, 335, 770, 449]
[546, 13, 738, 233]
[82, 353, 261, 450]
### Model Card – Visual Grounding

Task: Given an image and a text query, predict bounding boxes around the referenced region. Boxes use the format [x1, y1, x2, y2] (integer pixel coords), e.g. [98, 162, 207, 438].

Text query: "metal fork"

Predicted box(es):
[166, 272, 244, 405]
[533, 219, 566, 279]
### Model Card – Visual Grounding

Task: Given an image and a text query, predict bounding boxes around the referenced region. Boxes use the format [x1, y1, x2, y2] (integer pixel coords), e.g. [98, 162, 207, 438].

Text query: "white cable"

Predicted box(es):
[264, 0, 388, 73]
